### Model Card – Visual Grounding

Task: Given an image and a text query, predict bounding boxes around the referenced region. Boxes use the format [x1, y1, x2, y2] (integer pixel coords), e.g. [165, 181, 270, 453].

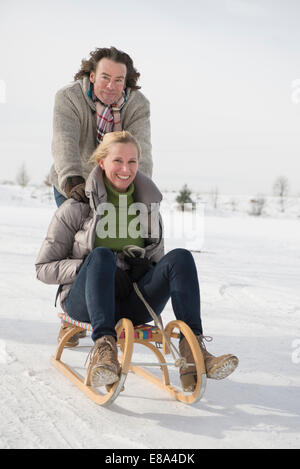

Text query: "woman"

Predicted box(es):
[36, 131, 238, 390]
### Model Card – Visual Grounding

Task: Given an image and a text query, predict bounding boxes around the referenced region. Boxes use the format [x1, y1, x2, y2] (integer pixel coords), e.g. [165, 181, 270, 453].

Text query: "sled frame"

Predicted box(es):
[51, 317, 206, 406]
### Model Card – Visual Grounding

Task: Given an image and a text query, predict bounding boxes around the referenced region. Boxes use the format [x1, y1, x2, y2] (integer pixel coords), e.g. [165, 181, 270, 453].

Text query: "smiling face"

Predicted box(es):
[99, 142, 139, 192]
[90, 58, 127, 105]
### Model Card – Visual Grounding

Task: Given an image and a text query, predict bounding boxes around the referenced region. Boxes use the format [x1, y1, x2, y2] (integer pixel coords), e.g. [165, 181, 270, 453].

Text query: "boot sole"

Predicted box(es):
[91, 365, 120, 387]
[207, 355, 239, 380]
[182, 383, 197, 393]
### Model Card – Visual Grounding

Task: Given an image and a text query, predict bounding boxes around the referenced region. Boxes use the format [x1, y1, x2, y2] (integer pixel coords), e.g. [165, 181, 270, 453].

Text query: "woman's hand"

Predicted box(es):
[126, 256, 152, 282]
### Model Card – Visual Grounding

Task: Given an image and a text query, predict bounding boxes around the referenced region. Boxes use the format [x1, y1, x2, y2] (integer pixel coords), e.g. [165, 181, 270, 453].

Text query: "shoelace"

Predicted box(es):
[197, 335, 213, 351]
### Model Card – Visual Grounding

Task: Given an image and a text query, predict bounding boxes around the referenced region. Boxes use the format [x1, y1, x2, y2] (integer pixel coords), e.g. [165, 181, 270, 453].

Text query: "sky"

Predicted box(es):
[0, 0, 300, 195]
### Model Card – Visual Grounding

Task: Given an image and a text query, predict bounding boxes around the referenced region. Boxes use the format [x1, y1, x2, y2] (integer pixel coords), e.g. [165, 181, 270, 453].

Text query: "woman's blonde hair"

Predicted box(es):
[89, 131, 141, 166]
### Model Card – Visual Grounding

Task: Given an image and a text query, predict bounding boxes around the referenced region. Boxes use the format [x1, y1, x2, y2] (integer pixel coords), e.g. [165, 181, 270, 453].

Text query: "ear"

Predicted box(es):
[99, 159, 105, 171]
[90, 70, 95, 83]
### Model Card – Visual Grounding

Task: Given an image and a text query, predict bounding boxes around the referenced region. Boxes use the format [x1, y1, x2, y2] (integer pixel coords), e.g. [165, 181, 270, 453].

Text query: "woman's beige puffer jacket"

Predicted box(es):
[35, 166, 164, 310]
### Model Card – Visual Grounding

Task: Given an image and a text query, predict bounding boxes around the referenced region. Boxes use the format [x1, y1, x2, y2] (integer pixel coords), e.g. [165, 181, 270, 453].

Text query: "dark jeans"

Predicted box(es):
[53, 186, 67, 207]
[64, 247, 203, 342]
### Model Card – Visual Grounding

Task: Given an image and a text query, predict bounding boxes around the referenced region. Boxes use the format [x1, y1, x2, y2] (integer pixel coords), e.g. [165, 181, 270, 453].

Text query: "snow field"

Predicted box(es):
[0, 186, 299, 449]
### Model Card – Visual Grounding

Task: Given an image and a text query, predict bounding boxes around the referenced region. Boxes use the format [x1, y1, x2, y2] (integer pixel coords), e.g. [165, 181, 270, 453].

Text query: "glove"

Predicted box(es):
[65, 176, 89, 204]
[126, 256, 152, 282]
[115, 267, 133, 300]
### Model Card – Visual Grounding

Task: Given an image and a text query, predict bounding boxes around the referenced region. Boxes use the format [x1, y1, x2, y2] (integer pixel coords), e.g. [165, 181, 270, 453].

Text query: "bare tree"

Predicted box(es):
[273, 176, 289, 212]
[16, 163, 30, 187]
[230, 198, 238, 212]
[249, 195, 266, 216]
[210, 186, 219, 209]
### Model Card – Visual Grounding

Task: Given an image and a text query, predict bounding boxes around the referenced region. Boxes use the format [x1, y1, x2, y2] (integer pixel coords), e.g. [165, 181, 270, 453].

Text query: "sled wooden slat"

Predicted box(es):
[51, 314, 207, 406]
[50, 356, 128, 405]
[51, 318, 134, 406]
[129, 321, 207, 404]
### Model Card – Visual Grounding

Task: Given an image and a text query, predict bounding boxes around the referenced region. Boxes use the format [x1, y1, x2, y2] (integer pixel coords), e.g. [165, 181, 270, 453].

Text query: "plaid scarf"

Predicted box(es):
[89, 84, 127, 144]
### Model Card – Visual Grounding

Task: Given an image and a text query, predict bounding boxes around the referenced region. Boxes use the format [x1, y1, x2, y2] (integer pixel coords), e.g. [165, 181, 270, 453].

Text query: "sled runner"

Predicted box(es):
[51, 313, 207, 406]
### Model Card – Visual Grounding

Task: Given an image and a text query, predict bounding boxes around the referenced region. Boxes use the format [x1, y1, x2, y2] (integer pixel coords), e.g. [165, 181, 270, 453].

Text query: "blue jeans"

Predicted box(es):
[64, 247, 203, 342]
[53, 186, 67, 207]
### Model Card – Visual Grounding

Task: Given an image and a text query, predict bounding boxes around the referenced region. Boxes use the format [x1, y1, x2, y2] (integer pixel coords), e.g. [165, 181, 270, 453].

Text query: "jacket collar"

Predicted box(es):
[85, 165, 162, 211]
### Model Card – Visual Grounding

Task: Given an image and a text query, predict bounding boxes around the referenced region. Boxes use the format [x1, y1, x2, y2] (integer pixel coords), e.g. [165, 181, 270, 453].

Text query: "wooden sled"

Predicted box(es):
[51, 313, 207, 406]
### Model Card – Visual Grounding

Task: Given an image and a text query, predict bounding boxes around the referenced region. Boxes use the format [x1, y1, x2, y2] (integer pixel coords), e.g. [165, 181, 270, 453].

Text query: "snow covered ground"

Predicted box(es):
[0, 184, 299, 449]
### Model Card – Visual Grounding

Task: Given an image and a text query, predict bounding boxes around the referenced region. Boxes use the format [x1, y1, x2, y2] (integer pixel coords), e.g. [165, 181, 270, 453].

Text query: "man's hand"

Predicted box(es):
[65, 176, 89, 204]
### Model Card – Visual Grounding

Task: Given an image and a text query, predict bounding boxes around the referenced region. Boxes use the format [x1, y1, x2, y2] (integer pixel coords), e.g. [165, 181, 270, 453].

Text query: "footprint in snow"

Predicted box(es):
[219, 283, 250, 296]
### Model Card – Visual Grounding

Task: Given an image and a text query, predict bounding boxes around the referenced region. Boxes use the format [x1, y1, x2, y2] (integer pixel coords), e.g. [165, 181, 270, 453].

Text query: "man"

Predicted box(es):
[50, 46, 152, 207]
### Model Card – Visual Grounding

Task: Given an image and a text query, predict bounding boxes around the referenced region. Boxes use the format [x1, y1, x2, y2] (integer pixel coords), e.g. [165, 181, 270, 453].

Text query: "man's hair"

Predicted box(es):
[74, 46, 141, 90]
[89, 131, 141, 166]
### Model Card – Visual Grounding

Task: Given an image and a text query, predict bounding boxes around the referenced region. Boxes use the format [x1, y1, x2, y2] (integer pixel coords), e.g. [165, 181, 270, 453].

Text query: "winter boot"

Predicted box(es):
[87, 335, 121, 387]
[179, 334, 239, 392]
[58, 323, 80, 347]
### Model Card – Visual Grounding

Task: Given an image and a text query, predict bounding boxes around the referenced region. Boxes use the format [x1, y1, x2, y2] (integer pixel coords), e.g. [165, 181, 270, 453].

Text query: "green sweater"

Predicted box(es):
[94, 177, 145, 252]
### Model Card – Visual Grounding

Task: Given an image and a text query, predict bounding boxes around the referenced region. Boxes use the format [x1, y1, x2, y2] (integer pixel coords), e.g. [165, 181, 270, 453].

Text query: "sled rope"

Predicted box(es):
[123, 245, 186, 368]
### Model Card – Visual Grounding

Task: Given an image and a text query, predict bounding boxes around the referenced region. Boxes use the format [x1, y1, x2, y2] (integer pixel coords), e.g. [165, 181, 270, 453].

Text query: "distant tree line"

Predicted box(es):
[176, 176, 291, 216]
[12, 163, 293, 217]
